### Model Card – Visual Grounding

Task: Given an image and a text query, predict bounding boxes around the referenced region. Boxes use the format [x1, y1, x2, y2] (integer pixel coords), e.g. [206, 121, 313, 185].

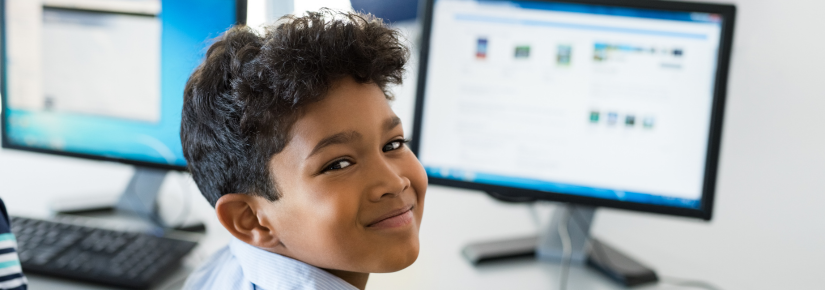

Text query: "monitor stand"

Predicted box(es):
[116, 167, 171, 228]
[50, 166, 205, 233]
[462, 200, 658, 286]
[461, 203, 595, 264]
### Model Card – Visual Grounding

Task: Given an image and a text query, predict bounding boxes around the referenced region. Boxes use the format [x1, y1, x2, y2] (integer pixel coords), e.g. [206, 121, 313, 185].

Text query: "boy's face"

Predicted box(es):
[264, 77, 427, 273]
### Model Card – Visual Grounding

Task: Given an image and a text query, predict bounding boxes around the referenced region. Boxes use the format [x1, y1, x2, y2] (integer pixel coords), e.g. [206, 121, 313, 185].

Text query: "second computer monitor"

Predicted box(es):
[1, 0, 243, 170]
[412, 0, 735, 219]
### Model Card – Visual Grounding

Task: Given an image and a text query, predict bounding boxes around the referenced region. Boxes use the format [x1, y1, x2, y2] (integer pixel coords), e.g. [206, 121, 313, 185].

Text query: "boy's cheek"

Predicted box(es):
[408, 155, 429, 200]
[406, 157, 428, 227]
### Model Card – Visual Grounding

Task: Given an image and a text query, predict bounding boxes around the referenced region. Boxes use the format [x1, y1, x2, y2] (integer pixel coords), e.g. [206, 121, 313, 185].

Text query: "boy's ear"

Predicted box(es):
[215, 193, 281, 249]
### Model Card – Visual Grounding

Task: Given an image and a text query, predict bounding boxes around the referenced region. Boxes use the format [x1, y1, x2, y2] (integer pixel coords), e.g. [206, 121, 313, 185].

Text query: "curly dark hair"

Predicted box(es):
[181, 10, 409, 206]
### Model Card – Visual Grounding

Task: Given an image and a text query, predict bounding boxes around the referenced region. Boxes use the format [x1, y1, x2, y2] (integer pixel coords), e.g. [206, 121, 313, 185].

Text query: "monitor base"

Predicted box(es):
[462, 203, 658, 287]
[50, 166, 205, 233]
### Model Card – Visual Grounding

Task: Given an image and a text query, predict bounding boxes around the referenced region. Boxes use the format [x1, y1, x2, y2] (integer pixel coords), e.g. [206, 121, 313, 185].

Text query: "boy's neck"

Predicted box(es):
[323, 268, 369, 290]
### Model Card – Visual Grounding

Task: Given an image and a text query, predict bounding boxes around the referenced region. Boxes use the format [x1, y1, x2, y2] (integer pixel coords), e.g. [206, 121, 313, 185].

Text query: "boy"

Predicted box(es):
[180, 10, 427, 290]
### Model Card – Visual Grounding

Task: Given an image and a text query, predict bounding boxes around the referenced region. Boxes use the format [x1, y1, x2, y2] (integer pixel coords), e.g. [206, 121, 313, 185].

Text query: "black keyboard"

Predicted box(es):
[10, 216, 198, 289]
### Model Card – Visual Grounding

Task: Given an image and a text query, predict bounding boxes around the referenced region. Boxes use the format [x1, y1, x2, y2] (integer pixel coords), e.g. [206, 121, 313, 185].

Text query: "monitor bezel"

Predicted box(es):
[410, 0, 736, 220]
[0, 0, 248, 172]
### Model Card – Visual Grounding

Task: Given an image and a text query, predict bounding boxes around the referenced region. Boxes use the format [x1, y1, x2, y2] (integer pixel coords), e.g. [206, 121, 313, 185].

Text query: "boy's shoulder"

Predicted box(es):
[183, 238, 358, 290]
[183, 243, 248, 290]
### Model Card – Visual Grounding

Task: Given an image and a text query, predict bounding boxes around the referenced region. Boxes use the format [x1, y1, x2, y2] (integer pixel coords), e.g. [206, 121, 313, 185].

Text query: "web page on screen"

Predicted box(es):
[418, 0, 723, 208]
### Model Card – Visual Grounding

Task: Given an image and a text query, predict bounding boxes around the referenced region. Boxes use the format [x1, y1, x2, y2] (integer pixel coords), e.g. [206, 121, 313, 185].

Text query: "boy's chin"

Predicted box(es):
[371, 245, 420, 273]
[359, 226, 422, 273]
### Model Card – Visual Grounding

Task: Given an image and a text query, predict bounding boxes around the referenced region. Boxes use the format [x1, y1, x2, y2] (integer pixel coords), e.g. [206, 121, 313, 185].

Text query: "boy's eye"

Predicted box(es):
[382, 139, 408, 152]
[325, 159, 352, 172]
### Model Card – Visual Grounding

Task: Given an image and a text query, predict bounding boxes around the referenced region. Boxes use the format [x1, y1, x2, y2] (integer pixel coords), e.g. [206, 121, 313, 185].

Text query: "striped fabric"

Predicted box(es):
[0, 200, 26, 290]
[183, 238, 359, 290]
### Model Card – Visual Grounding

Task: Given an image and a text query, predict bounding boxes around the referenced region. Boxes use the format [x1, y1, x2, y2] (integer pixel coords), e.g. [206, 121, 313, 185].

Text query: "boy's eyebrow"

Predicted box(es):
[306, 117, 401, 159]
[385, 116, 402, 131]
[307, 131, 362, 159]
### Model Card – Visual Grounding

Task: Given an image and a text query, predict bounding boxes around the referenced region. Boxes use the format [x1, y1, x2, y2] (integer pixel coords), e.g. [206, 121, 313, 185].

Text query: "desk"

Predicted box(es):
[1, 149, 718, 290]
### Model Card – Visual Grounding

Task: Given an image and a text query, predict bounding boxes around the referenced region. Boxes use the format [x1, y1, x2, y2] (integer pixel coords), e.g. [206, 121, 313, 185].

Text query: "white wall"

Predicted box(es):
[246, 0, 354, 30]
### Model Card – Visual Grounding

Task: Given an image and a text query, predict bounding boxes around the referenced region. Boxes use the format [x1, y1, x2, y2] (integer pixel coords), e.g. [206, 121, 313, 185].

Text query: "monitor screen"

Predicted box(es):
[1, 0, 239, 169]
[415, 0, 730, 211]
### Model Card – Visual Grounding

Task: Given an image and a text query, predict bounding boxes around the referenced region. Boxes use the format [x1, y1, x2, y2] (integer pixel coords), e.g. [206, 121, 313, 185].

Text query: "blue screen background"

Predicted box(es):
[3, 0, 237, 167]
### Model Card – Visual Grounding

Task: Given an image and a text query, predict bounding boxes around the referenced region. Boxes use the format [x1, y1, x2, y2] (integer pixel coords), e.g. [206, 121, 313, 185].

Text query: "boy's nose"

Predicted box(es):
[367, 158, 410, 202]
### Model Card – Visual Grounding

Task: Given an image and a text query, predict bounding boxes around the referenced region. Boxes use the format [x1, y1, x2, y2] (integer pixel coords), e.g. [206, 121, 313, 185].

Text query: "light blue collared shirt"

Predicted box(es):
[183, 238, 359, 290]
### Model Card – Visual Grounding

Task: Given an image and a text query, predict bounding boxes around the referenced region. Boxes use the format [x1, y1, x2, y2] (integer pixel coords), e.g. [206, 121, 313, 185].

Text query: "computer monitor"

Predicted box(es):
[411, 0, 735, 276]
[1, 0, 245, 222]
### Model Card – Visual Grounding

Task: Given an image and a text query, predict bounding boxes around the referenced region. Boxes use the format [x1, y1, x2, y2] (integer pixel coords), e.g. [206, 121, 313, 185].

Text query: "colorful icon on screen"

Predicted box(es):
[607, 112, 618, 125]
[625, 115, 636, 126]
[476, 38, 488, 59]
[514, 45, 530, 59]
[589, 111, 600, 123]
[643, 116, 655, 128]
[557, 44, 572, 66]
[673, 48, 683, 57]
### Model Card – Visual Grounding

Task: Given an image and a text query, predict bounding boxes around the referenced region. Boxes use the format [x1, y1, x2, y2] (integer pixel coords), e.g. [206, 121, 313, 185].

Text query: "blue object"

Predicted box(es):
[1, 0, 240, 169]
[500, 0, 721, 23]
[454, 14, 709, 39]
[351, 0, 419, 23]
[425, 167, 701, 209]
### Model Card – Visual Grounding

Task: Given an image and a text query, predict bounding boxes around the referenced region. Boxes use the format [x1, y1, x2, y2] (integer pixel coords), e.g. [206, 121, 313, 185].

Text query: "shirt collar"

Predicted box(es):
[229, 237, 360, 290]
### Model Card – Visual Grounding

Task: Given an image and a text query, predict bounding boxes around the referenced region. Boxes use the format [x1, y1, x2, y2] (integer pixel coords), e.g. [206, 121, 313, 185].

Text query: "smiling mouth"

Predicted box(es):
[367, 205, 415, 229]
